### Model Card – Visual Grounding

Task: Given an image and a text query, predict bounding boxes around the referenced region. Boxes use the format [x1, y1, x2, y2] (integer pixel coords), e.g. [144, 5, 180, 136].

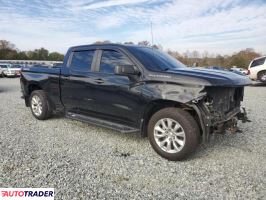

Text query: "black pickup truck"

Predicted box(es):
[20, 44, 251, 160]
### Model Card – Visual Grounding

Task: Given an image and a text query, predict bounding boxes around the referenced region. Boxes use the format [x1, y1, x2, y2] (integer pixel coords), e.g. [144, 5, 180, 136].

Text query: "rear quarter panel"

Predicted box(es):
[21, 66, 61, 107]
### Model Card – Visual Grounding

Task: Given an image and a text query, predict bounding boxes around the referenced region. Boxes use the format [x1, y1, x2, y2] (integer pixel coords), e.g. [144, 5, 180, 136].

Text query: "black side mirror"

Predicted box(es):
[115, 65, 139, 75]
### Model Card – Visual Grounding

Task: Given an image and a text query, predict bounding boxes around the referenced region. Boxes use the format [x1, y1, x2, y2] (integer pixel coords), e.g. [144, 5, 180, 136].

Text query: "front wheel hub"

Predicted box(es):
[31, 95, 43, 116]
[153, 118, 186, 153]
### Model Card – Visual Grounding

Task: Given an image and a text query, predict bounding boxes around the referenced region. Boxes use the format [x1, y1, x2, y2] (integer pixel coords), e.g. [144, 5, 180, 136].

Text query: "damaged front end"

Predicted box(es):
[190, 86, 250, 142]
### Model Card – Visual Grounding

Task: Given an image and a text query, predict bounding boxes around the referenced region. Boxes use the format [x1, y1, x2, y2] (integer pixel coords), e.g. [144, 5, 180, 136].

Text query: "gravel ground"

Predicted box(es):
[0, 78, 265, 199]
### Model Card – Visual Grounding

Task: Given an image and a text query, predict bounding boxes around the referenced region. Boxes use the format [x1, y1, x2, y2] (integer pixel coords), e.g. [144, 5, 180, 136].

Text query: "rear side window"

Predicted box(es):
[99, 50, 132, 74]
[250, 57, 265, 68]
[70, 50, 95, 72]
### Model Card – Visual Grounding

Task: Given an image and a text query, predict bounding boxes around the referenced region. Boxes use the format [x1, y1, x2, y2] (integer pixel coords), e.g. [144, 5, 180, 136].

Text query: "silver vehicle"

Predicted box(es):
[0, 63, 10, 77]
[230, 67, 247, 75]
[2, 64, 22, 77]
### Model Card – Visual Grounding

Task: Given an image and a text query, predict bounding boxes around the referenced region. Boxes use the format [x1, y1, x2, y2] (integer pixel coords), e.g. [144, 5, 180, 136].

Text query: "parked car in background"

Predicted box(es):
[248, 56, 266, 82]
[3, 64, 22, 77]
[0, 63, 11, 77]
[205, 66, 227, 71]
[230, 67, 247, 76]
[205, 66, 246, 76]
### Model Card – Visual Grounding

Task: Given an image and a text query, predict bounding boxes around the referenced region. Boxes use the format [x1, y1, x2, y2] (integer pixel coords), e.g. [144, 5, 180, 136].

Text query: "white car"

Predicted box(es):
[2, 64, 22, 77]
[0, 63, 10, 77]
[248, 56, 266, 82]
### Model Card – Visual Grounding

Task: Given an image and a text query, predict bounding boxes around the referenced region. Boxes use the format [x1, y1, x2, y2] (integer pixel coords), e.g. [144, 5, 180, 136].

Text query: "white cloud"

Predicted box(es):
[78, 0, 151, 10]
[0, 0, 265, 54]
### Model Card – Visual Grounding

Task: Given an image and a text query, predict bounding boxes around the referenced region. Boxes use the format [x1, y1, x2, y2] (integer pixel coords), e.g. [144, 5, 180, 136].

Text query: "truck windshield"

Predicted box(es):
[127, 46, 186, 71]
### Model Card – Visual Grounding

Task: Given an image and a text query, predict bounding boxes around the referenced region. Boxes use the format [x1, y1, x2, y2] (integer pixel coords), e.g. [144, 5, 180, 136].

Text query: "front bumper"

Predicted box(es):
[4, 71, 21, 77]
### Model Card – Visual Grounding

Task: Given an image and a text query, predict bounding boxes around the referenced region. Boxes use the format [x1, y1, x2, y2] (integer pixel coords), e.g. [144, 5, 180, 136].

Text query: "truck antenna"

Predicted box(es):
[150, 21, 154, 47]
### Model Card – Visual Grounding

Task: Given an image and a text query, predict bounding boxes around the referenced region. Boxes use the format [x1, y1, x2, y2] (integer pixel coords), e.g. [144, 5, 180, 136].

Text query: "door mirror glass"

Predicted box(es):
[115, 65, 139, 75]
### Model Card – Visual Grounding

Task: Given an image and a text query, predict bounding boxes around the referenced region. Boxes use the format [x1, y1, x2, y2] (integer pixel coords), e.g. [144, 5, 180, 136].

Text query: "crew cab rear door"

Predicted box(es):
[60, 47, 98, 113]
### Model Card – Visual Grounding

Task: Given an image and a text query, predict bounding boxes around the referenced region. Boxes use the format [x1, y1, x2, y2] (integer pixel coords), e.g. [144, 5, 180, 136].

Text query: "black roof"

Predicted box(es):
[70, 43, 149, 50]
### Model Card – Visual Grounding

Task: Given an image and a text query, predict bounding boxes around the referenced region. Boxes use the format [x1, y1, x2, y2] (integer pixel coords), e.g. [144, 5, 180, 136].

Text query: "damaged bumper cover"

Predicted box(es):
[190, 102, 250, 143]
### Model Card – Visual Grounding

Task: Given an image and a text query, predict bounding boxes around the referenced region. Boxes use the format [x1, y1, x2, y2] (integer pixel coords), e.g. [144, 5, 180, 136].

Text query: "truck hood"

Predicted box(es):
[160, 67, 252, 86]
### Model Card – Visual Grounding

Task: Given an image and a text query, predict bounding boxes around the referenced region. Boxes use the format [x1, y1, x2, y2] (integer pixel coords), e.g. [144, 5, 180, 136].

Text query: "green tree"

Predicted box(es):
[229, 55, 246, 68]
[48, 52, 64, 61]
[0, 40, 17, 59]
[36, 48, 49, 60]
[26, 50, 38, 60]
[26, 48, 49, 60]
[16, 51, 29, 60]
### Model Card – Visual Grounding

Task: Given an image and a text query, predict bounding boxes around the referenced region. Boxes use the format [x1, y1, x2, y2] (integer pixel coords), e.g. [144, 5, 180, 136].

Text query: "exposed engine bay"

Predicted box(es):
[191, 86, 250, 142]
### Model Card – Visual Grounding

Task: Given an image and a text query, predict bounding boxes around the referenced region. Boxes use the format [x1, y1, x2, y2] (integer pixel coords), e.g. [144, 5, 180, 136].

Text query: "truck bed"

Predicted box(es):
[20, 65, 62, 109]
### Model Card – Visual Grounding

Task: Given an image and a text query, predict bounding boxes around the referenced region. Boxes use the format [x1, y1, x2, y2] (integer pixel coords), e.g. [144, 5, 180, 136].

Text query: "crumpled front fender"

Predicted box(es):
[140, 83, 206, 103]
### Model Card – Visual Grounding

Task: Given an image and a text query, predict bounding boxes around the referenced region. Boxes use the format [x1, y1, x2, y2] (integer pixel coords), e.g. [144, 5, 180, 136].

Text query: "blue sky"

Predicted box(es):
[0, 0, 266, 55]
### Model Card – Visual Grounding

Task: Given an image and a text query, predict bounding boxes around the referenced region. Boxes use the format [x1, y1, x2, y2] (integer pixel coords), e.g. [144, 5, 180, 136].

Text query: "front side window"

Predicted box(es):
[70, 50, 95, 72]
[99, 50, 132, 74]
[251, 57, 265, 68]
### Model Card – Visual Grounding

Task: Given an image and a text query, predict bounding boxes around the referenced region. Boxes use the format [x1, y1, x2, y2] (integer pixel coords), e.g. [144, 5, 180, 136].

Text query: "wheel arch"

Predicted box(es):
[140, 99, 202, 138]
[28, 83, 43, 94]
[24, 83, 43, 107]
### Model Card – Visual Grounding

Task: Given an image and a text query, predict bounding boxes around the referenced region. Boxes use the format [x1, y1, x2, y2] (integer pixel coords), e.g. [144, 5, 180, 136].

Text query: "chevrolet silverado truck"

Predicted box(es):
[20, 44, 251, 161]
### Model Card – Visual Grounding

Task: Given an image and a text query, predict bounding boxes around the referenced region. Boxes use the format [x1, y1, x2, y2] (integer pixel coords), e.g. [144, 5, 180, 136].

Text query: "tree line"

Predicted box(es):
[94, 40, 262, 69]
[1, 39, 262, 68]
[167, 48, 261, 69]
[0, 40, 64, 61]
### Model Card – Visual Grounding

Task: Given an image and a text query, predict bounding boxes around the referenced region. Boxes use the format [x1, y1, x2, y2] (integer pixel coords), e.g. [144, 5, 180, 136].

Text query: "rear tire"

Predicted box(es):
[30, 90, 52, 120]
[258, 71, 266, 82]
[148, 107, 200, 161]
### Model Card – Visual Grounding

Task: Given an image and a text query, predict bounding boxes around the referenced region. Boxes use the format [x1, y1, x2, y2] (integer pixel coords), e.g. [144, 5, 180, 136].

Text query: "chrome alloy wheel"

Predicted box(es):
[153, 118, 186, 153]
[31, 95, 43, 116]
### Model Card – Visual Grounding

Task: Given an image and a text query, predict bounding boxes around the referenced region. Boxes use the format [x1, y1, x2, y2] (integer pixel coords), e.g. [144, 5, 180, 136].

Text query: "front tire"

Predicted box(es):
[30, 90, 52, 120]
[148, 107, 200, 161]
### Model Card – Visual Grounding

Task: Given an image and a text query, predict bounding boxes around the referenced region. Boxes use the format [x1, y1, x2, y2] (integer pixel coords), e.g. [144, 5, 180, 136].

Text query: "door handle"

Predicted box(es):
[94, 78, 104, 84]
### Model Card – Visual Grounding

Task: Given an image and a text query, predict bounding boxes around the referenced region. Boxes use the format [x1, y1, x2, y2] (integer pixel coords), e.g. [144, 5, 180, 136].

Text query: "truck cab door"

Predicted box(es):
[90, 49, 144, 126]
[60, 49, 98, 113]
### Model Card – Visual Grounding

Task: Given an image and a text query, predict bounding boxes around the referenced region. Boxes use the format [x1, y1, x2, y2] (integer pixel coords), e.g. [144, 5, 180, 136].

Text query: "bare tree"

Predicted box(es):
[0, 40, 16, 50]
[94, 40, 111, 44]
[124, 41, 134, 44]
[138, 40, 150, 46]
